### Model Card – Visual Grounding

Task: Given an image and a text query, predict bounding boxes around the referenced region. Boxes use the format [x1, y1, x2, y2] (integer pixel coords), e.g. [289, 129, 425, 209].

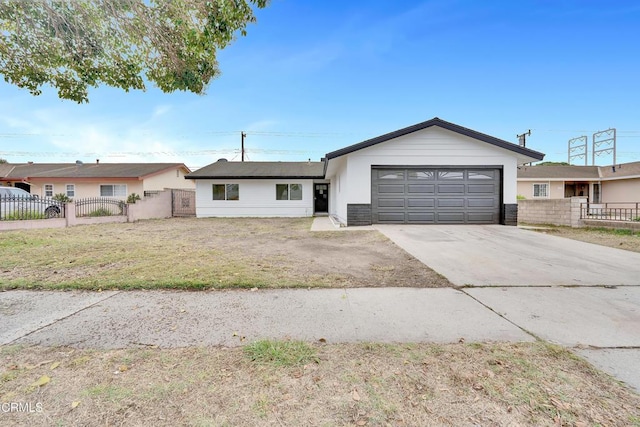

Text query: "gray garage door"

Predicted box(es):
[371, 167, 501, 224]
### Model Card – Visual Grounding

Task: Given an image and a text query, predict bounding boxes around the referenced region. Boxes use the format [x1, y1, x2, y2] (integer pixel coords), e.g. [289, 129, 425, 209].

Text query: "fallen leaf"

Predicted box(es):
[472, 383, 484, 391]
[30, 375, 50, 388]
[351, 389, 361, 401]
[318, 338, 327, 343]
[119, 365, 129, 372]
[71, 401, 80, 409]
[356, 420, 367, 426]
[50, 362, 60, 370]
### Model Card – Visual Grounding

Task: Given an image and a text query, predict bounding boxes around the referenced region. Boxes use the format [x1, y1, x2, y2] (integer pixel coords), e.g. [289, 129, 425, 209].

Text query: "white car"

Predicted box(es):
[0, 186, 63, 219]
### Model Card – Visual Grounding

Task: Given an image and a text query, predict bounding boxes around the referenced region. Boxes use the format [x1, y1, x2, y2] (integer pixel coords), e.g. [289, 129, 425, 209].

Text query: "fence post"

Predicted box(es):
[66, 201, 76, 227]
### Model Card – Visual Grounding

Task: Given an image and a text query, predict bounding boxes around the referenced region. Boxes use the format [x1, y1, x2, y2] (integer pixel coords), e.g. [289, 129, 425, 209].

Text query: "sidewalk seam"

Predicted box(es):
[6, 291, 122, 345]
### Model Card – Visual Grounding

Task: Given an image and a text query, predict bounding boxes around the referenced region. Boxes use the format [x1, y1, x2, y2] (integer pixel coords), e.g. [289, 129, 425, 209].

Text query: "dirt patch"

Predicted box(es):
[1, 342, 638, 426]
[533, 226, 640, 253]
[0, 218, 450, 290]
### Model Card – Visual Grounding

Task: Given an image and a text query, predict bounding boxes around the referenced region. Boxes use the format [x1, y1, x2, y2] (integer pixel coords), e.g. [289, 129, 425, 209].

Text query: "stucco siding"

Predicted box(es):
[602, 179, 640, 202]
[517, 180, 565, 199]
[27, 179, 143, 200]
[143, 168, 195, 191]
[195, 179, 314, 217]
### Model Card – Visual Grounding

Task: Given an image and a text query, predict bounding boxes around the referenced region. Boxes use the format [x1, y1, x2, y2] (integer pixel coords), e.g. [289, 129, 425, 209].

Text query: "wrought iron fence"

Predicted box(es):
[75, 198, 127, 218]
[0, 195, 65, 221]
[580, 202, 640, 222]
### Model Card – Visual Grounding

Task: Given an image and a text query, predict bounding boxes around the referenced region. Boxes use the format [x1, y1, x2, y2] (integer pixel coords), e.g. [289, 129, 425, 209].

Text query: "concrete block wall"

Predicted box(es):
[518, 197, 586, 227]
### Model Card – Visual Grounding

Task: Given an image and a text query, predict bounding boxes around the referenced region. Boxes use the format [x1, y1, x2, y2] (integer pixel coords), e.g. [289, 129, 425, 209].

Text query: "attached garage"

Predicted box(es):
[324, 117, 545, 226]
[371, 167, 501, 224]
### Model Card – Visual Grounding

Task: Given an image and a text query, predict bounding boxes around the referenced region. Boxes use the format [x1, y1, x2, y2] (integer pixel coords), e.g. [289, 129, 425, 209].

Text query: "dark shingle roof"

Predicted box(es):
[2, 163, 189, 179]
[325, 117, 545, 161]
[187, 161, 324, 179]
[517, 165, 600, 179]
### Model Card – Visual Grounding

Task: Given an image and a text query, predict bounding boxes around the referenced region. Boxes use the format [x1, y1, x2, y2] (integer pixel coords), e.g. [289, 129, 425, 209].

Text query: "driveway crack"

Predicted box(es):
[342, 288, 359, 341]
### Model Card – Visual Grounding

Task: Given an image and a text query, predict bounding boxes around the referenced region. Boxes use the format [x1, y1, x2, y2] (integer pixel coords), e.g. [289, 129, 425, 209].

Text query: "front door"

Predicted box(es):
[314, 184, 329, 213]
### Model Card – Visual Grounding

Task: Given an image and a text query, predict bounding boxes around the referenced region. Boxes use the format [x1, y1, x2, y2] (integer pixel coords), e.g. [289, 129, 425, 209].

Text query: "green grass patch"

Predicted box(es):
[244, 340, 319, 367]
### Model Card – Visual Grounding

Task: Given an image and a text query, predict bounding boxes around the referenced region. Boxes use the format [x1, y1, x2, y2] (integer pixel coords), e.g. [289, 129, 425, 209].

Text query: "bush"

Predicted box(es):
[52, 193, 72, 203]
[517, 194, 526, 200]
[88, 208, 113, 217]
[3, 211, 46, 220]
[127, 193, 141, 204]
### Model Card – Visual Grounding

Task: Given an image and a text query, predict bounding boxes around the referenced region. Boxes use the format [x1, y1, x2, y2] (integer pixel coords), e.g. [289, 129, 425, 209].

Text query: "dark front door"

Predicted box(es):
[314, 184, 328, 213]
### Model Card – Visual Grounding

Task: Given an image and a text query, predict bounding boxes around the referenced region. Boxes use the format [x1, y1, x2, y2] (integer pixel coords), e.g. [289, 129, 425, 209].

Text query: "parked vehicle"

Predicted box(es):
[0, 187, 63, 220]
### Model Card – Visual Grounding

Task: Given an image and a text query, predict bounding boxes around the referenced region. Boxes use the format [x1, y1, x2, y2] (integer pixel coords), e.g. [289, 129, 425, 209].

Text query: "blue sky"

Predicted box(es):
[1, 0, 639, 170]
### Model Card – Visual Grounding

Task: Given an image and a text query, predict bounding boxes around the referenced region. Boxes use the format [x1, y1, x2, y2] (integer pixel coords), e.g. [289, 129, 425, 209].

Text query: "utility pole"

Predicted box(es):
[517, 130, 531, 147]
[241, 131, 246, 162]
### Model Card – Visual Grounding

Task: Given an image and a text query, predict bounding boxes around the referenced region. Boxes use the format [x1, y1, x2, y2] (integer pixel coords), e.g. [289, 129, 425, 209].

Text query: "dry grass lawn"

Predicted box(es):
[1, 341, 639, 426]
[533, 225, 640, 253]
[0, 218, 450, 290]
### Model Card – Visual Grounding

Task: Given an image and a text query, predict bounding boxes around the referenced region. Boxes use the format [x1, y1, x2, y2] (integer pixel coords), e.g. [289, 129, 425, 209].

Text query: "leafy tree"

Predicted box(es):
[0, 158, 7, 164]
[536, 161, 571, 166]
[0, 0, 268, 103]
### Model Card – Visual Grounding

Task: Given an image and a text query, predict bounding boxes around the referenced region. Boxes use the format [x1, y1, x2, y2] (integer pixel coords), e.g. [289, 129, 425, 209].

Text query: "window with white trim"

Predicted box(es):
[533, 183, 549, 198]
[66, 184, 75, 198]
[100, 184, 127, 197]
[276, 184, 302, 201]
[212, 184, 239, 201]
[44, 184, 54, 197]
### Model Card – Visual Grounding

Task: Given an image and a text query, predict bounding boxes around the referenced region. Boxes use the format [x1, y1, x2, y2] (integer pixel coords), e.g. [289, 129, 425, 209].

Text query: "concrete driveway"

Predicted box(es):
[376, 224, 640, 391]
[374, 224, 640, 286]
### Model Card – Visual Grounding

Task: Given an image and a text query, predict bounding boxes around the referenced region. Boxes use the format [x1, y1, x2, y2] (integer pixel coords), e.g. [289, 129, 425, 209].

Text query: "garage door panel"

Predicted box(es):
[378, 212, 406, 222]
[437, 212, 465, 222]
[408, 198, 435, 207]
[372, 167, 501, 224]
[377, 198, 405, 208]
[407, 212, 435, 223]
[467, 184, 496, 193]
[438, 199, 465, 207]
[378, 184, 405, 193]
[468, 213, 496, 222]
[408, 184, 435, 193]
[437, 184, 465, 193]
[467, 198, 496, 208]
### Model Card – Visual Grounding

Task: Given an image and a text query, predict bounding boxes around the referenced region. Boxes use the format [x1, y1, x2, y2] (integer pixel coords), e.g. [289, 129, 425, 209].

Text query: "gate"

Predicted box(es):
[172, 189, 196, 217]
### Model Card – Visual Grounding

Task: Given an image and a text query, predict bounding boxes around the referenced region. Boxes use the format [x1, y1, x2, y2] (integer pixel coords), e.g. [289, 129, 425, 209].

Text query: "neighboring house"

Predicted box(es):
[0, 162, 193, 199]
[188, 118, 544, 225]
[517, 161, 640, 203]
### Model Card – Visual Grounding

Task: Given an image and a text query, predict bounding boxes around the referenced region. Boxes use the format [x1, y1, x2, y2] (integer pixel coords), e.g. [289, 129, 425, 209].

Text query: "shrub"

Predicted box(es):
[88, 208, 113, 217]
[516, 194, 526, 200]
[127, 193, 141, 204]
[52, 193, 72, 203]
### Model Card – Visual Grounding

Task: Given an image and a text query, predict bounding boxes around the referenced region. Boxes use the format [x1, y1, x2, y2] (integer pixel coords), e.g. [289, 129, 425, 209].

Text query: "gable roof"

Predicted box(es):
[324, 117, 545, 161]
[1, 163, 190, 180]
[517, 165, 600, 179]
[187, 161, 325, 179]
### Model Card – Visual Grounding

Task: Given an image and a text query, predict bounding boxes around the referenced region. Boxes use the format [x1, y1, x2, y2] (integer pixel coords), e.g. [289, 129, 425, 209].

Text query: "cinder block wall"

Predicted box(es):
[517, 197, 586, 227]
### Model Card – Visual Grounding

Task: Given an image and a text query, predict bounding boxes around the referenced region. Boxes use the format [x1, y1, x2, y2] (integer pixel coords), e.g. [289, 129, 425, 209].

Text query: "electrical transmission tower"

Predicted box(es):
[568, 136, 588, 165]
[592, 128, 616, 165]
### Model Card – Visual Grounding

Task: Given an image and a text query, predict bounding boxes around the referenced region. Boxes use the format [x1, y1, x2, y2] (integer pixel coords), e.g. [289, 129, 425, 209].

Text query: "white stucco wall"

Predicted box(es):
[195, 179, 315, 217]
[326, 126, 522, 222]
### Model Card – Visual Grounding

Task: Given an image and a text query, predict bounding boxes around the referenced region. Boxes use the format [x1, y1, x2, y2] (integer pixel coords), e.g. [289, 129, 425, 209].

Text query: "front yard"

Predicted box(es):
[0, 217, 450, 290]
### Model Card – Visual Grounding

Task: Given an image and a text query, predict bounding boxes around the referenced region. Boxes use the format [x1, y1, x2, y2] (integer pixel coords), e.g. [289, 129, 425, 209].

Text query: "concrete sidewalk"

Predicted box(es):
[0, 288, 530, 348]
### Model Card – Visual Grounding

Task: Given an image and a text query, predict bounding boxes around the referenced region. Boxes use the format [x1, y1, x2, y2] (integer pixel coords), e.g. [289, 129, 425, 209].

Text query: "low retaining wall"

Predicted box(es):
[0, 190, 174, 231]
[582, 219, 640, 231]
[518, 197, 586, 227]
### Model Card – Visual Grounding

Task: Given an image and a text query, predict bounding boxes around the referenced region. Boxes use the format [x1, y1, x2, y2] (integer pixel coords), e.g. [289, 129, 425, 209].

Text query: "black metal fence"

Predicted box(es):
[75, 198, 127, 217]
[0, 195, 65, 221]
[580, 202, 640, 222]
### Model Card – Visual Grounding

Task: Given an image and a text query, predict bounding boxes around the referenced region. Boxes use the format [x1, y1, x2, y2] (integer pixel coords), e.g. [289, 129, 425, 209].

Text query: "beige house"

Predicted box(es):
[517, 161, 640, 203]
[0, 162, 193, 199]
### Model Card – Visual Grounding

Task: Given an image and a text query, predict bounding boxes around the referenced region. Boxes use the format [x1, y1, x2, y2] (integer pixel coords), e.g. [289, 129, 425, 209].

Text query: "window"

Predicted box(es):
[378, 170, 404, 179]
[469, 171, 494, 180]
[438, 171, 464, 180]
[533, 183, 548, 198]
[408, 170, 435, 180]
[212, 184, 239, 201]
[44, 184, 53, 197]
[100, 184, 127, 197]
[66, 184, 75, 198]
[276, 184, 302, 200]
